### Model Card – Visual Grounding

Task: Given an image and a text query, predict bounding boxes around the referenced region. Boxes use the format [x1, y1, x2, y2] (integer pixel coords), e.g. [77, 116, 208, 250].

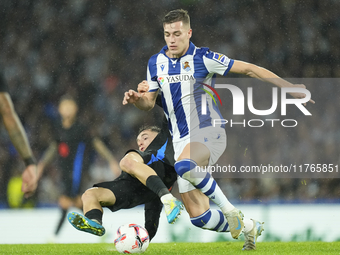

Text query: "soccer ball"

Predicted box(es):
[114, 223, 150, 254]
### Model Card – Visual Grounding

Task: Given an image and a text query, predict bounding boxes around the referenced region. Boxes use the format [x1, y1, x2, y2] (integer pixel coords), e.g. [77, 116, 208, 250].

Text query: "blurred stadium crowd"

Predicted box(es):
[0, 0, 339, 207]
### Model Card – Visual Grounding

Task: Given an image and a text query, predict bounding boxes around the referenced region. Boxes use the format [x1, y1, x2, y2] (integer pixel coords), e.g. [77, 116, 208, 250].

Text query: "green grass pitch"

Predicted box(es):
[0, 242, 339, 255]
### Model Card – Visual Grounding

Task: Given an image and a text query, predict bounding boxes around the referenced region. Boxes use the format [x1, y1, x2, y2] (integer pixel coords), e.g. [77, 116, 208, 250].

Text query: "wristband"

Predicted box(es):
[24, 157, 37, 167]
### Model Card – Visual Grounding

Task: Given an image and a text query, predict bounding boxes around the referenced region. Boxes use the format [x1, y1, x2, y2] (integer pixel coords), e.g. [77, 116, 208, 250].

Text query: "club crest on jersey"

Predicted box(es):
[158, 77, 165, 86]
[213, 52, 229, 65]
[182, 61, 191, 72]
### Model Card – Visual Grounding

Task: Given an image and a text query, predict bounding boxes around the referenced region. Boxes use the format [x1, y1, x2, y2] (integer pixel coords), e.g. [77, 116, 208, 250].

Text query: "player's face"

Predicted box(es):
[164, 21, 192, 58]
[137, 130, 158, 152]
[58, 100, 78, 120]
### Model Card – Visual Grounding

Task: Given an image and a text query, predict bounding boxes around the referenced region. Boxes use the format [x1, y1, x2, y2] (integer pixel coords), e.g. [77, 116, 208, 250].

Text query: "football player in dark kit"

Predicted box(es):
[68, 123, 183, 240]
[37, 95, 120, 239]
[67, 96, 184, 240]
[0, 73, 38, 199]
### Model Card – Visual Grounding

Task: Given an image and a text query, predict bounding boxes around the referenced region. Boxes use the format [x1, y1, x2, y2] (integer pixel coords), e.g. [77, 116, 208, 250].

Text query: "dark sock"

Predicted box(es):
[55, 209, 67, 235]
[145, 175, 170, 198]
[85, 209, 103, 225]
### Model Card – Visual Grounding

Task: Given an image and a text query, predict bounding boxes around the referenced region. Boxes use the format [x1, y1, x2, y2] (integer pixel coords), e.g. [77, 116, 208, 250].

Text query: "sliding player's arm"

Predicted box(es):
[230, 60, 315, 103]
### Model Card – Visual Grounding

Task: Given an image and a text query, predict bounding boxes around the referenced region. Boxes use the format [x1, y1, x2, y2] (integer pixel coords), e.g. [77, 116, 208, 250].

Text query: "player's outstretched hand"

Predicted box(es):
[21, 164, 38, 198]
[137, 80, 149, 94]
[122, 89, 141, 105]
[289, 84, 315, 105]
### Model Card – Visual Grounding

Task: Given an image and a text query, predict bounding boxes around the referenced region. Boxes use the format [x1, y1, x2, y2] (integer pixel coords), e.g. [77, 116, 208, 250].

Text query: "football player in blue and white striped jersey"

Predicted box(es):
[123, 9, 313, 250]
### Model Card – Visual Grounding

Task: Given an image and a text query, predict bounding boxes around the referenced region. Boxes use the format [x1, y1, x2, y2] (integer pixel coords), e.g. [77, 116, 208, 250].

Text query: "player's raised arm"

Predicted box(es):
[122, 81, 159, 111]
[230, 60, 315, 104]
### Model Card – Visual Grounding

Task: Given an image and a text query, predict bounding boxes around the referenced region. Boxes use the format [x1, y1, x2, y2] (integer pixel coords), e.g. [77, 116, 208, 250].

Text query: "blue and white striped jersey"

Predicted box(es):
[147, 42, 234, 142]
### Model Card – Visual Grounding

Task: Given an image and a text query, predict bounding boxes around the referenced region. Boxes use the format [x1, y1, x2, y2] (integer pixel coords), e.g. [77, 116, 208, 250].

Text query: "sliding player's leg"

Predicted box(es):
[67, 187, 114, 236]
[120, 151, 183, 223]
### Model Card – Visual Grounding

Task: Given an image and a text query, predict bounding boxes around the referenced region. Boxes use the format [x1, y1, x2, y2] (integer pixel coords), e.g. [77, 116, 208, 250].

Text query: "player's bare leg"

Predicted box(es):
[120, 152, 157, 185]
[175, 142, 244, 239]
[181, 189, 232, 232]
[120, 152, 183, 224]
[180, 189, 209, 218]
[82, 187, 116, 214]
[68, 187, 115, 236]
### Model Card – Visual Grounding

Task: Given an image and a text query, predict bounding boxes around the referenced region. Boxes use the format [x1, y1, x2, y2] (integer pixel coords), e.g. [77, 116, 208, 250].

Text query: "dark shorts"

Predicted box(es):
[93, 173, 159, 212]
[93, 131, 177, 212]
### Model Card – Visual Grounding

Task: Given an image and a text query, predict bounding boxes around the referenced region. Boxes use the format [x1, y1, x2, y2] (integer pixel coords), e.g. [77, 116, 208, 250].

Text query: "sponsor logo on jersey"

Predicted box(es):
[165, 74, 195, 83]
[182, 61, 191, 72]
[158, 75, 194, 86]
[213, 52, 229, 65]
[160, 64, 165, 71]
[158, 77, 165, 86]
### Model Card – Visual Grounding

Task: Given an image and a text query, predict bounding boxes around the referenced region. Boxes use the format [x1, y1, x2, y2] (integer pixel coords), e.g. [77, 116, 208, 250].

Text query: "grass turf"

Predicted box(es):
[0, 242, 339, 254]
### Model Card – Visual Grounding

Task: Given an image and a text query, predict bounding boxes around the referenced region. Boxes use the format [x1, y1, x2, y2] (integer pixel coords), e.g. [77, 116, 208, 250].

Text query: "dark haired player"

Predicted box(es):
[68, 96, 244, 241]
[123, 9, 314, 250]
[0, 73, 37, 198]
[67, 123, 182, 240]
[37, 95, 120, 239]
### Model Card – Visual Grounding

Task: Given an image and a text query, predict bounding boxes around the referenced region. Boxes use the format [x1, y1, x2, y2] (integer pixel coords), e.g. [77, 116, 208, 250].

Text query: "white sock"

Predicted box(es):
[160, 193, 174, 204]
[221, 203, 236, 214]
[243, 218, 254, 233]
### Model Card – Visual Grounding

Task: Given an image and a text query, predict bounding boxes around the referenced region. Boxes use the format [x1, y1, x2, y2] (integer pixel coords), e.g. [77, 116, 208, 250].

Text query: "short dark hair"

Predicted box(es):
[162, 9, 190, 27]
[138, 125, 161, 135]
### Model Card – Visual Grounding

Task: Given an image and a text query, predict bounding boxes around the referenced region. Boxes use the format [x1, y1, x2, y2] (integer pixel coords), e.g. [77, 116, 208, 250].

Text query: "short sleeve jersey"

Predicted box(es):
[147, 42, 234, 142]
